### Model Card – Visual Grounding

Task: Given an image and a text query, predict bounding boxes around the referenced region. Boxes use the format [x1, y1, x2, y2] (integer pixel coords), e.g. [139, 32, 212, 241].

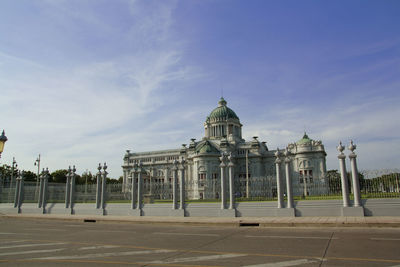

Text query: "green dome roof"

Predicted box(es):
[296, 132, 312, 145]
[209, 97, 239, 120]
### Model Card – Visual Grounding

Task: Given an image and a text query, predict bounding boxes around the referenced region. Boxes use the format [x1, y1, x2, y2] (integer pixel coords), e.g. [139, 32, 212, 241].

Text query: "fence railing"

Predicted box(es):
[0, 171, 399, 205]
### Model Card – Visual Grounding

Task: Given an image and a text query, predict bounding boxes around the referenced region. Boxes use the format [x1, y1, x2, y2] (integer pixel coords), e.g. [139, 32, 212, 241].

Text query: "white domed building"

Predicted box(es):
[122, 98, 327, 199]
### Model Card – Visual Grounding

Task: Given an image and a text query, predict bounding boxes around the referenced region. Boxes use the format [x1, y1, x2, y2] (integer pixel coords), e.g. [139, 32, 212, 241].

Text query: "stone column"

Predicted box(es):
[172, 160, 178, 209]
[137, 161, 143, 210]
[219, 153, 226, 209]
[65, 166, 71, 209]
[101, 163, 107, 210]
[131, 166, 137, 209]
[228, 154, 235, 210]
[179, 158, 186, 210]
[17, 171, 24, 212]
[164, 168, 169, 200]
[337, 142, 350, 207]
[123, 170, 127, 193]
[42, 168, 49, 213]
[14, 171, 21, 208]
[275, 149, 283, 208]
[348, 141, 362, 207]
[38, 169, 44, 208]
[284, 149, 293, 209]
[96, 164, 102, 209]
[70, 166, 76, 211]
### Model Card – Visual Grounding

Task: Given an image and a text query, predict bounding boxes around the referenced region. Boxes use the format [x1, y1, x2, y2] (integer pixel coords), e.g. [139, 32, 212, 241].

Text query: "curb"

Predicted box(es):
[2, 214, 400, 228]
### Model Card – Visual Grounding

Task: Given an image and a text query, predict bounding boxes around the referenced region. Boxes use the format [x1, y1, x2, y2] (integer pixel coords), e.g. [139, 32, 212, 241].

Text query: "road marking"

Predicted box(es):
[245, 235, 338, 240]
[370, 238, 400, 241]
[34, 249, 175, 260]
[0, 248, 64, 257]
[85, 230, 134, 233]
[243, 259, 317, 267]
[153, 232, 220, 237]
[0, 232, 32, 235]
[0, 240, 27, 244]
[0, 242, 65, 249]
[145, 253, 247, 264]
[16, 258, 224, 267]
[25, 228, 66, 232]
[78, 245, 119, 250]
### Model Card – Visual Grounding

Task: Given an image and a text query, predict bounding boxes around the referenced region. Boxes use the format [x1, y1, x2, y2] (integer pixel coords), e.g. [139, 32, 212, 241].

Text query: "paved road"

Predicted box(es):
[0, 217, 400, 266]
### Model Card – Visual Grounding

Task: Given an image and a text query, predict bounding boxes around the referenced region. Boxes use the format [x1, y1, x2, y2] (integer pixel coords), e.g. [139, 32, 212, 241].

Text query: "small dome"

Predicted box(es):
[196, 140, 220, 154]
[296, 132, 312, 145]
[208, 97, 239, 121]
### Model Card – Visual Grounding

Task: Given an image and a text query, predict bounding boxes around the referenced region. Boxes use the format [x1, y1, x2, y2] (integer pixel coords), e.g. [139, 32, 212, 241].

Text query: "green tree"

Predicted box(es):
[23, 170, 37, 182]
[50, 169, 68, 183]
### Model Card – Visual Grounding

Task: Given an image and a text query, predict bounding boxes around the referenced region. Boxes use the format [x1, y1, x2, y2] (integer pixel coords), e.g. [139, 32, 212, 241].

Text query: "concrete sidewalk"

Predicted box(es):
[3, 214, 400, 228]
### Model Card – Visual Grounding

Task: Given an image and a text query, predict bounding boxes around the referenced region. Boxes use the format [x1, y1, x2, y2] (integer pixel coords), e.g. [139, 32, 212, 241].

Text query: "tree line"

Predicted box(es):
[0, 164, 123, 185]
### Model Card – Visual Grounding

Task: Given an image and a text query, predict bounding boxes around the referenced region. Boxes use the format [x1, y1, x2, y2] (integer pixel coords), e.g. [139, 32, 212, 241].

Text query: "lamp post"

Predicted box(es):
[0, 130, 7, 161]
[10, 157, 17, 189]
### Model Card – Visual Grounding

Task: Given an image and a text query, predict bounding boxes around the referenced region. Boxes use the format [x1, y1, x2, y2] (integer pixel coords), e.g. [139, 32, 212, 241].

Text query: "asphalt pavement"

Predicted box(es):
[0, 216, 400, 266]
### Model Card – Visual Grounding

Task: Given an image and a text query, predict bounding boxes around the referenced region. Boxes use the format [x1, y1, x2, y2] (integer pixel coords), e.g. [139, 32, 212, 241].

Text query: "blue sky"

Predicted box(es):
[1, 0, 399, 178]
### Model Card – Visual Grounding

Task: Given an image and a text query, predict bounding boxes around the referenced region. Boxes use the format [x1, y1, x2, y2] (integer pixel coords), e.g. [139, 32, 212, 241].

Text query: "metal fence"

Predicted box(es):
[0, 170, 399, 205]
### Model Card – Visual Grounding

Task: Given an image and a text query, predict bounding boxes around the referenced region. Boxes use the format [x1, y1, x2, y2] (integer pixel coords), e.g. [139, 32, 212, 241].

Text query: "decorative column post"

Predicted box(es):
[70, 165, 76, 212]
[38, 169, 44, 208]
[228, 153, 235, 210]
[96, 163, 102, 209]
[65, 166, 71, 209]
[284, 148, 294, 209]
[164, 167, 169, 200]
[219, 153, 227, 209]
[18, 171, 24, 212]
[172, 160, 178, 209]
[275, 149, 284, 208]
[137, 161, 143, 210]
[42, 168, 49, 213]
[14, 170, 21, 208]
[179, 158, 186, 210]
[101, 163, 107, 210]
[337, 142, 350, 207]
[131, 164, 137, 210]
[348, 141, 362, 207]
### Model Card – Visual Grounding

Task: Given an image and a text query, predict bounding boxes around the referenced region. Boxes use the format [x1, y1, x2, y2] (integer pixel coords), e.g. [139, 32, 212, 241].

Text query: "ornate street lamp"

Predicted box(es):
[0, 130, 8, 160]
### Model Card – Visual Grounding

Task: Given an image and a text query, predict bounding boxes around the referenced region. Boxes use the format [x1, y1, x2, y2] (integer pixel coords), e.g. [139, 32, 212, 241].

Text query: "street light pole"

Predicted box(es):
[10, 157, 17, 189]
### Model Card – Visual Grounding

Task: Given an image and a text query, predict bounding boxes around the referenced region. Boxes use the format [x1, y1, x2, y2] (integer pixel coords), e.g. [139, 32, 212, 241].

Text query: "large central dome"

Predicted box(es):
[204, 98, 243, 141]
[208, 97, 239, 121]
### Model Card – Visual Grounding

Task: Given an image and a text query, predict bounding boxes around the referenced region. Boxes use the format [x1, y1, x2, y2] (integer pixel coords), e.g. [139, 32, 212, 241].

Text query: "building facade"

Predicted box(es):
[122, 98, 327, 199]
